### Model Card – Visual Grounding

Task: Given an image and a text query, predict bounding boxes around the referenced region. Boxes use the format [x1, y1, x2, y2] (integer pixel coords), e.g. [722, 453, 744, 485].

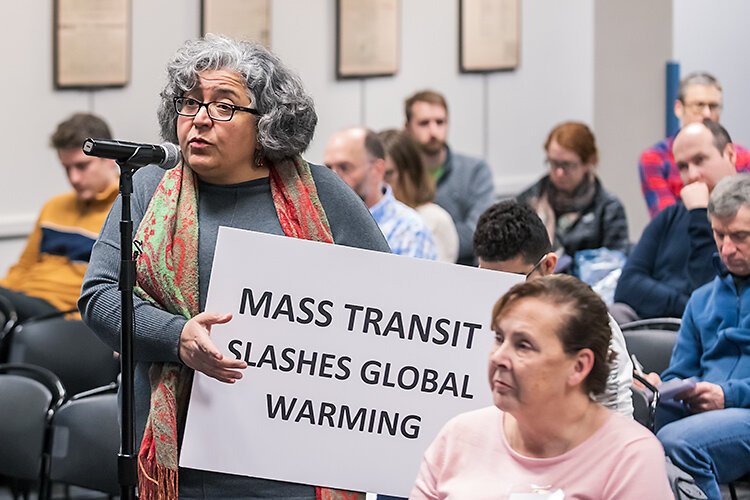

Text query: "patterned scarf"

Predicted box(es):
[134, 157, 362, 500]
[532, 173, 597, 251]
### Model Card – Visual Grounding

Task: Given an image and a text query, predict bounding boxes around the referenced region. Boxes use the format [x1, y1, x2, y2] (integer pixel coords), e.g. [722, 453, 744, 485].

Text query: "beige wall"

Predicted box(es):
[2, 1, 750, 272]
[0, 0, 596, 272]
[593, 1, 673, 241]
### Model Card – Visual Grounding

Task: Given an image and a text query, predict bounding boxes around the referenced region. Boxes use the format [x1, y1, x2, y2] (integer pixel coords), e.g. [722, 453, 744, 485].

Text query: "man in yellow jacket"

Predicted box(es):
[0, 113, 119, 322]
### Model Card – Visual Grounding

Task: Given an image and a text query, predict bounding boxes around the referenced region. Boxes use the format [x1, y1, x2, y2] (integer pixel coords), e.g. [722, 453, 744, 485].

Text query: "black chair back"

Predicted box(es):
[0, 364, 65, 484]
[7, 318, 118, 398]
[620, 317, 681, 332]
[622, 329, 678, 375]
[49, 387, 119, 495]
[0, 294, 18, 361]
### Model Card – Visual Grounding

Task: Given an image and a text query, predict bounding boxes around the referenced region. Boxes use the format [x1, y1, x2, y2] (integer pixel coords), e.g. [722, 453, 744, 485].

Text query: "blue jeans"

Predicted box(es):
[655, 400, 750, 499]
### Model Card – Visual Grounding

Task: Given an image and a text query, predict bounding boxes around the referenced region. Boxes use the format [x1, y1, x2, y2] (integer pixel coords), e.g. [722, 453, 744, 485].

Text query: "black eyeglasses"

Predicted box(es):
[682, 100, 722, 114]
[523, 254, 548, 280]
[545, 158, 581, 172]
[174, 96, 261, 121]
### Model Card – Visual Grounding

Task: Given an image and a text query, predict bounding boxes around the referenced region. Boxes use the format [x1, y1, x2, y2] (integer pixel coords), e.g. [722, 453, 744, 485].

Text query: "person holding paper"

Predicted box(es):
[410, 275, 672, 499]
[79, 35, 389, 500]
[640, 174, 750, 499]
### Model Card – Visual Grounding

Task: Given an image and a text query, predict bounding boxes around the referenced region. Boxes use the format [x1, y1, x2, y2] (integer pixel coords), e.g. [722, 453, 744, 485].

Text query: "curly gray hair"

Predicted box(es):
[157, 34, 317, 162]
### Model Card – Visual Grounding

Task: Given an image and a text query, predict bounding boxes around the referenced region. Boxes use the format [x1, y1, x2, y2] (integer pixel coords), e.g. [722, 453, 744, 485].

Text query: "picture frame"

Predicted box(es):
[201, 0, 271, 47]
[459, 0, 520, 73]
[54, 0, 131, 88]
[336, 0, 399, 79]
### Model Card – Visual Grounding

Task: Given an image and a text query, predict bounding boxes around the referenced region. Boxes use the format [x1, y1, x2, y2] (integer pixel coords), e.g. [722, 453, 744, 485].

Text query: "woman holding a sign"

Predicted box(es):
[79, 35, 389, 499]
[411, 275, 672, 499]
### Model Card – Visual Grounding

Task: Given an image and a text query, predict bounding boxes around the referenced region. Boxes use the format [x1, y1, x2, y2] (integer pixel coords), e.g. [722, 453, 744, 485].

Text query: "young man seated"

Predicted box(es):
[0, 113, 119, 322]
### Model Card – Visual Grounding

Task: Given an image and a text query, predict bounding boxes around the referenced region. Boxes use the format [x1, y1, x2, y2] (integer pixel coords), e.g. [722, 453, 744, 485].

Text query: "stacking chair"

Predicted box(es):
[7, 317, 119, 398]
[622, 328, 679, 376]
[620, 317, 682, 333]
[621, 323, 679, 429]
[0, 363, 65, 499]
[622, 318, 750, 498]
[48, 383, 120, 498]
[0, 294, 18, 362]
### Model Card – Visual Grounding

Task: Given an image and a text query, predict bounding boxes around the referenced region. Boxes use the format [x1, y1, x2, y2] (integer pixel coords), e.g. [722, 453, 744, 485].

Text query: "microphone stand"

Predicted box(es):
[117, 160, 140, 500]
[81, 138, 180, 499]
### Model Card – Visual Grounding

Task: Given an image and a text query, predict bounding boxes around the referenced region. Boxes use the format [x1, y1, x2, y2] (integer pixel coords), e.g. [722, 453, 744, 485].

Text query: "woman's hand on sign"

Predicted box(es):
[179, 312, 247, 383]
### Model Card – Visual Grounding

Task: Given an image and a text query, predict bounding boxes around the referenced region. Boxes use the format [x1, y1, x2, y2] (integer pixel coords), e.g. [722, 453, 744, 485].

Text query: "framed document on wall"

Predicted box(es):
[201, 0, 271, 46]
[336, 0, 399, 78]
[54, 0, 131, 88]
[459, 0, 520, 73]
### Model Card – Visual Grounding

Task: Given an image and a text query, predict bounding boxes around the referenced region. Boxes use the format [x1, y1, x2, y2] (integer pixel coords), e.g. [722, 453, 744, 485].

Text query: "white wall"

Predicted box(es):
[673, 0, 750, 147]
[0, 0, 596, 273]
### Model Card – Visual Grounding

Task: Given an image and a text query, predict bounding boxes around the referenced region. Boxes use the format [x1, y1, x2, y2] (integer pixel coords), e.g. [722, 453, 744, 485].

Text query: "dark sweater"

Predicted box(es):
[79, 163, 390, 498]
[614, 202, 716, 319]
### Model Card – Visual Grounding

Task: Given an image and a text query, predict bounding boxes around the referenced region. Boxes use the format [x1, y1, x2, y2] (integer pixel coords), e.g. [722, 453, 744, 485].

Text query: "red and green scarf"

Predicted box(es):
[134, 157, 362, 500]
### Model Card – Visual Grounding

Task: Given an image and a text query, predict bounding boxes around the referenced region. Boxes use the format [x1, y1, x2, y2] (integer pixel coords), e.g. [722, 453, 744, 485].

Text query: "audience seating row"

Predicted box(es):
[0, 302, 120, 498]
[0, 363, 119, 498]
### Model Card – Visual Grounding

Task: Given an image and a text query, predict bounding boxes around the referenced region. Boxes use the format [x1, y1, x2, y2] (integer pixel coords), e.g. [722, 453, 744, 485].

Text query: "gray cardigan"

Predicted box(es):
[435, 147, 495, 266]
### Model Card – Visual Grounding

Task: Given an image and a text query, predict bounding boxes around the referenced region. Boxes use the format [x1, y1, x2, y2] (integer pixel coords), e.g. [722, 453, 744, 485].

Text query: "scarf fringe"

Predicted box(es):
[317, 488, 365, 500]
[139, 454, 178, 500]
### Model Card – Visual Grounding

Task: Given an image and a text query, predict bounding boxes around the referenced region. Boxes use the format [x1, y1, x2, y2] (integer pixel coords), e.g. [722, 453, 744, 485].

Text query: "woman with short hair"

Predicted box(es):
[518, 122, 629, 261]
[411, 275, 671, 499]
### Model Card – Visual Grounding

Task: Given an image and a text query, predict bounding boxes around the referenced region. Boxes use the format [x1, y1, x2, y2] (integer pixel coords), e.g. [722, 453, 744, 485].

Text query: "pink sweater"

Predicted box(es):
[410, 406, 673, 500]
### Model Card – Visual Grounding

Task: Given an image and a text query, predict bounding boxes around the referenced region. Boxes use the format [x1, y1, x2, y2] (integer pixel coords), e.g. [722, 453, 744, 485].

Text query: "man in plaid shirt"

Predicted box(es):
[639, 72, 750, 218]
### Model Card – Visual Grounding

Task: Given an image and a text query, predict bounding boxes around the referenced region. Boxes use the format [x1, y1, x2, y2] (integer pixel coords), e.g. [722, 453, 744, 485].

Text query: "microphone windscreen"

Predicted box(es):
[160, 142, 181, 169]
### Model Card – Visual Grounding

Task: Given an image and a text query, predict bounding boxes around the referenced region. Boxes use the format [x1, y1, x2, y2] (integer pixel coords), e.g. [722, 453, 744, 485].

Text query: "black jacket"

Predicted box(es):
[518, 175, 629, 258]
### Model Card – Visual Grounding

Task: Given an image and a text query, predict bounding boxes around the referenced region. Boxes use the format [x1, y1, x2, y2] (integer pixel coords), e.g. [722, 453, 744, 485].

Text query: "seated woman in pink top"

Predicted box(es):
[411, 275, 672, 499]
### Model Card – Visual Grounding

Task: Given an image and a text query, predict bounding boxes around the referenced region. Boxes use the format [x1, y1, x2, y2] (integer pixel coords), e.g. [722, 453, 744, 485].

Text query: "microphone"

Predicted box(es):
[82, 138, 181, 169]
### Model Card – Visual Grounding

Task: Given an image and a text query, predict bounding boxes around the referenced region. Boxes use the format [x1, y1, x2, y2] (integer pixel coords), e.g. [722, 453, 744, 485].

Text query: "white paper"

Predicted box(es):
[180, 227, 523, 497]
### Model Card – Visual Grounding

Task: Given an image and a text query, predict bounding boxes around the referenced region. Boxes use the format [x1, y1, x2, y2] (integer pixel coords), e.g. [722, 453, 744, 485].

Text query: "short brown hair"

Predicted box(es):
[404, 90, 448, 122]
[378, 129, 435, 207]
[50, 113, 112, 150]
[544, 121, 598, 165]
[491, 274, 612, 396]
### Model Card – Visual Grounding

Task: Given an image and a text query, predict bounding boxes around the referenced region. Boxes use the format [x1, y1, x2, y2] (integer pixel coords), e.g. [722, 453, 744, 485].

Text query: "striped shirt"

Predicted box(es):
[369, 185, 438, 260]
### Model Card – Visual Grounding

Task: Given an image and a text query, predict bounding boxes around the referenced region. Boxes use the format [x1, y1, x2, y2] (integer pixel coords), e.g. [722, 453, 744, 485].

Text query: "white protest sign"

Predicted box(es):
[180, 227, 523, 497]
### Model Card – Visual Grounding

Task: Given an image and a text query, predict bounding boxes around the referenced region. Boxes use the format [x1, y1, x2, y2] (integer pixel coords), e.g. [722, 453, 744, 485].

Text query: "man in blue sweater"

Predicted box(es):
[641, 174, 750, 499]
[612, 119, 737, 322]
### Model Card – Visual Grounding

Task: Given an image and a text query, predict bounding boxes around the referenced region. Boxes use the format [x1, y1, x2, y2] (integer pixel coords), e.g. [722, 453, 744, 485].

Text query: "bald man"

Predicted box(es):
[612, 119, 737, 323]
[324, 127, 437, 260]
[638, 71, 750, 218]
